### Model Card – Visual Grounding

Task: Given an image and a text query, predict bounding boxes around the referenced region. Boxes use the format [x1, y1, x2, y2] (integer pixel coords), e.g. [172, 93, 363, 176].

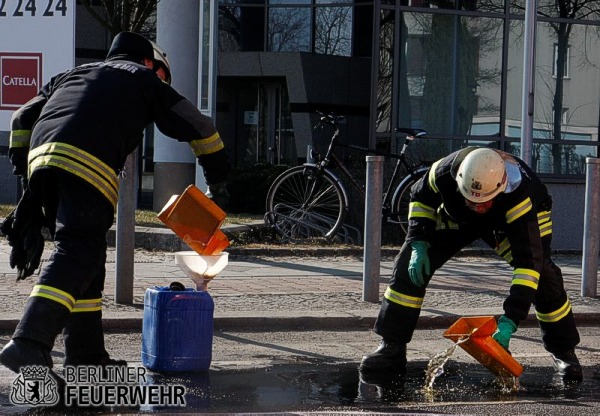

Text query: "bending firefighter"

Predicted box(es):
[0, 32, 230, 380]
[360, 147, 582, 382]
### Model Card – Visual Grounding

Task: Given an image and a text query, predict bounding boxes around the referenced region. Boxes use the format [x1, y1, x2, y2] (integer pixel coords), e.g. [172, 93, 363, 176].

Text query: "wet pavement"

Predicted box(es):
[0, 223, 599, 414]
[1, 326, 599, 414]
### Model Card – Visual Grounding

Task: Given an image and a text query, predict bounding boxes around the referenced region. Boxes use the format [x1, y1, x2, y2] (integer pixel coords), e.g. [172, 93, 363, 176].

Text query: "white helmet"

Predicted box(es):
[151, 41, 171, 85]
[456, 148, 507, 203]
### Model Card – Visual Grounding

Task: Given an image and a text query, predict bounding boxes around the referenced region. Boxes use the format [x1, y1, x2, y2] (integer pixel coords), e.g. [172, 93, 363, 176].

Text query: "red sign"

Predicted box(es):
[0, 53, 42, 110]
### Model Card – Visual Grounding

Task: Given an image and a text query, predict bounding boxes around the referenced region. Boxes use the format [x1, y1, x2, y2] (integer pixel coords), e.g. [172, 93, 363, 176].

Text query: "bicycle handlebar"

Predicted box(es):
[317, 111, 345, 126]
[316, 111, 427, 139]
[313, 111, 428, 160]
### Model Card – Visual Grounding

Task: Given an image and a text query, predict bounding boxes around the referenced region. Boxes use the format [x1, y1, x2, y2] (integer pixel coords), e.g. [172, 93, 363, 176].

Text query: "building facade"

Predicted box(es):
[1, 0, 599, 249]
[215, 0, 600, 249]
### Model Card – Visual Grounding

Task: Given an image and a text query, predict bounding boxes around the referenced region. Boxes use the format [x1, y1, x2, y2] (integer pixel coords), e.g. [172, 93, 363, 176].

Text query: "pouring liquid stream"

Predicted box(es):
[424, 330, 519, 394]
[424, 335, 470, 392]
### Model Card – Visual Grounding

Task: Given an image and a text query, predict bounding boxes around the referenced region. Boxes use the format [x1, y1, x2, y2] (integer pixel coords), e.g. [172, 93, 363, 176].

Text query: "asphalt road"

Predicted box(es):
[1, 325, 599, 414]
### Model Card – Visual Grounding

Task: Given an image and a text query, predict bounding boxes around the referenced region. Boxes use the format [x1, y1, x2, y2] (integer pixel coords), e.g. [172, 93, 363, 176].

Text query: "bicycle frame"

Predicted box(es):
[265, 112, 429, 242]
[310, 114, 427, 217]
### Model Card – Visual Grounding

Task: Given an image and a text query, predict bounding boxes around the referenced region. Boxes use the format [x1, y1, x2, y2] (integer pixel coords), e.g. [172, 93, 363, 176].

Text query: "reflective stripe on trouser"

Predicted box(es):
[13, 295, 72, 349]
[533, 258, 580, 353]
[375, 220, 579, 353]
[495, 219, 579, 353]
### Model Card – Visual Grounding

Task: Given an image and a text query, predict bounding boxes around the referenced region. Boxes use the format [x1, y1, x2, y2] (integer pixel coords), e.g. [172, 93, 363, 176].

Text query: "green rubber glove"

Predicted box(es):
[492, 315, 517, 350]
[408, 241, 430, 287]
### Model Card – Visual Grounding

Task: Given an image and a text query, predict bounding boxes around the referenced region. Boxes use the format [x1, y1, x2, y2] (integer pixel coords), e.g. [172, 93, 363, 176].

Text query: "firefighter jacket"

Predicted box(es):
[406, 147, 553, 325]
[8, 56, 229, 209]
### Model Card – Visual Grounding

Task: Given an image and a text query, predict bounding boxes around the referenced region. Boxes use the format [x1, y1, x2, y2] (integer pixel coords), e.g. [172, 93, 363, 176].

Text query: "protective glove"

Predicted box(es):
[1, 190, 45, 281]
[408, 241, 430, 287]
[492, 315, 517, 351]
[206, 181, 229, 210]
[8, 147, 28, 176]
[1, 212, 24, 269]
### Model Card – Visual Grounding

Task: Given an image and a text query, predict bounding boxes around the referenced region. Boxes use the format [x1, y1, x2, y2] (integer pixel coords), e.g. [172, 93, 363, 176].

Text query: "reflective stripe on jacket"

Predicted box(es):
[10, 58, 229, 207]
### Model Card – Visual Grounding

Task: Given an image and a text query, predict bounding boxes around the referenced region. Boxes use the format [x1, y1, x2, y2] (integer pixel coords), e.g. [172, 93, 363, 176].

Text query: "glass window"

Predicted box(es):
[315, 6, 353, 55]
[397, 13, 503, 138]
[219, 5, 265, 51]
[512, 0, 600, 20]
[509, 0, 525, 15]
[464, 16, 503, 137]
[219, 0, 264, 3]
[537, 0, 600, 20]
[507, 20, 600, 175]
[536, 22, 600, 174]
[552, 43, 570, 78]
[375, 9, 395, 133]
[410, 0, 455, 9]
[269, 0, 311, 4]
[403, 0, 505, 11]
[521, 143, 597, 175]
[268, 7, 311, 51]
[317, 0, 354, 3]
[504, 19, 523, 140]
[353, 3, 374, 57]
[459, 0, 505, 13]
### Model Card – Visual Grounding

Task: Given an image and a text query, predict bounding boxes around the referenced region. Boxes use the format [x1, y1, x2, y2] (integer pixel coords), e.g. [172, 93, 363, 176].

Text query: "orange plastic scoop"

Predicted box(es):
[158, 184, 229, 255]
[443, 316, 523, 378]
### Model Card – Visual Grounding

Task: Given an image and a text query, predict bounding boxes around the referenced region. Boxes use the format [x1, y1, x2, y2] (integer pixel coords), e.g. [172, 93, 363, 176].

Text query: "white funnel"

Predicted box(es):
[174, 251, 229, 291]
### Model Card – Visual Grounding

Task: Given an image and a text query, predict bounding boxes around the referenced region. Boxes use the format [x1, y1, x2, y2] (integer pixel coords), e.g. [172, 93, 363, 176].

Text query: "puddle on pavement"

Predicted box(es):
[140, 363, 599, 413]
[0, 363, 597, 414]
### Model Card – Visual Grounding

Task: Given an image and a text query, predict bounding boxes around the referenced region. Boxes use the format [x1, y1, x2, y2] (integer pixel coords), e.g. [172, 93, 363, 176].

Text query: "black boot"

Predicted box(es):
[0, 338, 67, 409]
[360, 340, 407, 373]
[552, 349, 583, 382]
[0, 338, 53, 373]
[63, 309, 127, 368]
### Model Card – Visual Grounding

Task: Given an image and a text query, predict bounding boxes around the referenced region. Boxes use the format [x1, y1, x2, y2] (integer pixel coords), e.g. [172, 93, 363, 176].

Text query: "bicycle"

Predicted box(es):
[264, 112, 430, 242]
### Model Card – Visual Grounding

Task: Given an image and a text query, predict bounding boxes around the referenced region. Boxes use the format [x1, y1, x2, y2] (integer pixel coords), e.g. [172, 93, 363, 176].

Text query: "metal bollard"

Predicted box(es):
[581, 157, 600, 297]
[363, 156, 384, 303]
[115, 149, 138, 304]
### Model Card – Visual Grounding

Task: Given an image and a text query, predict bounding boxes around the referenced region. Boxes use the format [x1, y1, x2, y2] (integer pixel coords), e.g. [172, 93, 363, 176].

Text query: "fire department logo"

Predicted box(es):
[10, 365, 59, 406]
[0, 52, 42, 110]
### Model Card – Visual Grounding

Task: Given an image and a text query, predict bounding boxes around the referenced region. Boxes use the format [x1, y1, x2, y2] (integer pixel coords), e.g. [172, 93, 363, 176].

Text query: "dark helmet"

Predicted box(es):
[106, 32, 154, 62]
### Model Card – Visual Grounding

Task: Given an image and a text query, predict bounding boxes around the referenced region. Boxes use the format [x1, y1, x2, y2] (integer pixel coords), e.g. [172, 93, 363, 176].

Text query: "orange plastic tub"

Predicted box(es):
[158, 185, 229, 255]
[443, 316, 523, 378]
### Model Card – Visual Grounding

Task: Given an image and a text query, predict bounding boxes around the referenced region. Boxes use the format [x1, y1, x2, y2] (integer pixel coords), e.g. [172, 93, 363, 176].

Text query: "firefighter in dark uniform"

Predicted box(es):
[360, 147, 582, 382]
[0, 32, 230, 376]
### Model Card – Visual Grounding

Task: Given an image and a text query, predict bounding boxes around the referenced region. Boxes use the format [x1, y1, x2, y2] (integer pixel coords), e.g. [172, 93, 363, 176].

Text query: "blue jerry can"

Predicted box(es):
[141, 286, 214, 372]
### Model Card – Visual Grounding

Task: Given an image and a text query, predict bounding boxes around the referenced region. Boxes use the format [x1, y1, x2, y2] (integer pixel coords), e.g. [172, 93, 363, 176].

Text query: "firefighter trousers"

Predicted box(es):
[12, 169, 115, 362]
[374, 227, 580, 355]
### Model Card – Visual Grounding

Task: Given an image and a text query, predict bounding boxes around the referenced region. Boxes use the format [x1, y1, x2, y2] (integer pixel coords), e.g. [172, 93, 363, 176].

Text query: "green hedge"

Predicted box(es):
[226, 164, 290, 214]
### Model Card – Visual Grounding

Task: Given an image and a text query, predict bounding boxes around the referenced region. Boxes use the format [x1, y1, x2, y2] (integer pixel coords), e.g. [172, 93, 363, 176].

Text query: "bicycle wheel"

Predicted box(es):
[265, 165, 347, 241]
[391, 166, 429, 235]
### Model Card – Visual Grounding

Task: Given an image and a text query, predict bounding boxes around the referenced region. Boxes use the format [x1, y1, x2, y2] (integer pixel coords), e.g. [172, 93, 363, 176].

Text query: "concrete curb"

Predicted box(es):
[2, 313, 598, 333]
[110, 312, 600, 331]
[105, 222, 584, 257]
[113, 312, 600, 331]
